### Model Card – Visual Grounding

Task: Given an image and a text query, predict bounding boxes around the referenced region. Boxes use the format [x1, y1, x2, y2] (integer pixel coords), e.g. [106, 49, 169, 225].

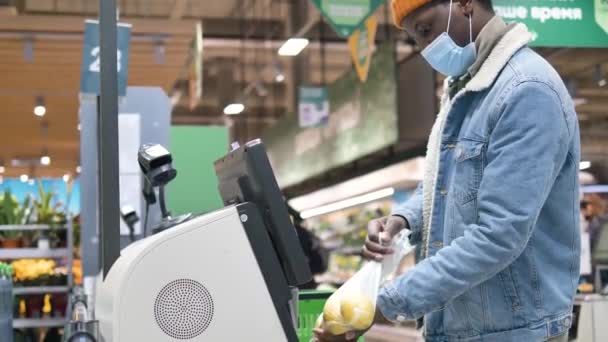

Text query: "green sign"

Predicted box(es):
[299, 86, 330, 128]
[80, 19, 131, 96]
[264, 43, 398, 188]
[493, 0, 608, 47]
[168, 126, 228, 215]
[311, 0, 385, 38]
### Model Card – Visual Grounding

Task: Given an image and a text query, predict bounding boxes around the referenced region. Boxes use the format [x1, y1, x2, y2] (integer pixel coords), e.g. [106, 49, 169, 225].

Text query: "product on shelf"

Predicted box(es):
[11, 259, 56, 284]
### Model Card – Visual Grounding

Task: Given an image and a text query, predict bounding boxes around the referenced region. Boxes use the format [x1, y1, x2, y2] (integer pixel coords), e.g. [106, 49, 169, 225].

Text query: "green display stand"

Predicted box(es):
[168, 125, 228, 215]
[298, 291, 365, 342]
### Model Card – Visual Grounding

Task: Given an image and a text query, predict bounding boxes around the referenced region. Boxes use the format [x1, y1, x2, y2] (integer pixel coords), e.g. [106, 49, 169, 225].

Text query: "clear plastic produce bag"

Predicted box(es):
[316, 230, 415, 335]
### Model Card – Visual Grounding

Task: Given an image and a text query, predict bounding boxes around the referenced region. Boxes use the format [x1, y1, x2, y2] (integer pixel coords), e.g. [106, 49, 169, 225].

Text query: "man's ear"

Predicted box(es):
[457, 0, 474, 16]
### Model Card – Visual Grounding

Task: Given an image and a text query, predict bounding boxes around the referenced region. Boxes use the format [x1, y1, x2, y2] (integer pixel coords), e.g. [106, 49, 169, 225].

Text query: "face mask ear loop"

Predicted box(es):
[469, 13, 473, 43]
[447, 0, 454, 34]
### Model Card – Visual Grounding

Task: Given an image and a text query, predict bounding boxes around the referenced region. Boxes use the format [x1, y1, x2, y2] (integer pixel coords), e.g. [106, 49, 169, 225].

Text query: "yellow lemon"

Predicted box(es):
[340, 290, 375, 330]
[322, 295, 343, 323]
[315, 314, 323, 329]
[325, 320, 350, 335]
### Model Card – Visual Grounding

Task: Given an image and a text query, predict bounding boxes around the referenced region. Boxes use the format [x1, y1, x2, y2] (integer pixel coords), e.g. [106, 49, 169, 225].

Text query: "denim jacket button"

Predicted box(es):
[433, 241, 443, 248]
[440, 189, 448, 196]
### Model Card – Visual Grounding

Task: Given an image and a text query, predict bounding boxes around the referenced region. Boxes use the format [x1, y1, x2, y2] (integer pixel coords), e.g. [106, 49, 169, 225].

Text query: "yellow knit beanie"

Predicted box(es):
[391, 0, 433, 28]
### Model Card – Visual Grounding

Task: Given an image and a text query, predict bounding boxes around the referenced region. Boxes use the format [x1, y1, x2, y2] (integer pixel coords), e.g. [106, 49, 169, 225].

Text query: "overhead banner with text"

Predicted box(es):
[311, 0, 385, 38]
[494, 0, 608, 47]
[348, 15, 378, 82]
[264, 43, 398, 188]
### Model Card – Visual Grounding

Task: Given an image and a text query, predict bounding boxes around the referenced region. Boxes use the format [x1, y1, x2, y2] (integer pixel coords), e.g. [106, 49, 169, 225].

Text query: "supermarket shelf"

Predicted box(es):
[13, 286, 69, 295]
[13, 318, 67, 329]
[0, 225, 66, 231]
[0, 248, 69, 259]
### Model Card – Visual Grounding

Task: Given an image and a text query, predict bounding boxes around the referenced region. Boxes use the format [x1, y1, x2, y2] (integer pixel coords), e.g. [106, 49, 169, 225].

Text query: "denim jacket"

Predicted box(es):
[377, 24, 581, 342]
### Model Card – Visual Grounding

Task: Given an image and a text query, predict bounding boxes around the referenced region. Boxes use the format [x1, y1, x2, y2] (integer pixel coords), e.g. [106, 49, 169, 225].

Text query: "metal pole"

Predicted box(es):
[98, 0, 121, 279]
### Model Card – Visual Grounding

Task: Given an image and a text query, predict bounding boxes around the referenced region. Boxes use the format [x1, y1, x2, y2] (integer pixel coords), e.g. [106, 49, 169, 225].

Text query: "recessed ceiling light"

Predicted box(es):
[34, 96, 46, 117]
[278, 38, 309, 56]
[40, 155, 51, 166]
[223, 103, 245, 115]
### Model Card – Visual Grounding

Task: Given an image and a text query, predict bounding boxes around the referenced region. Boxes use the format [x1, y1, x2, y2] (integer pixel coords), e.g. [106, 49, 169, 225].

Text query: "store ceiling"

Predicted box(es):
[0, 2, 198, 178]
[1, 0, 608, 184]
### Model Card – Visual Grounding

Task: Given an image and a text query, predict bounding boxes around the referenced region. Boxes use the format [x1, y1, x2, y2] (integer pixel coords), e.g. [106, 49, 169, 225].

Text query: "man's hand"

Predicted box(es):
[362, 216, 407, 261]
[312, 329, 362, 342]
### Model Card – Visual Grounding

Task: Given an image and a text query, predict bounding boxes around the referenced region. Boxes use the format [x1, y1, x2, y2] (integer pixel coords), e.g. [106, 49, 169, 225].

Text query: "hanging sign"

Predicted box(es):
[493, 0, 608, 47]
[80, 19, 132, 96]
[348, 15, 378, 82]
[311, 0, 384, 38]
[298, 86, 330, 128]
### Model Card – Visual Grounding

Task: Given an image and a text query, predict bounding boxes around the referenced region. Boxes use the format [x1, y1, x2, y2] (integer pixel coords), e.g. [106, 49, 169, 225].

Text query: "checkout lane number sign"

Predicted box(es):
[80, 19, 132, 97]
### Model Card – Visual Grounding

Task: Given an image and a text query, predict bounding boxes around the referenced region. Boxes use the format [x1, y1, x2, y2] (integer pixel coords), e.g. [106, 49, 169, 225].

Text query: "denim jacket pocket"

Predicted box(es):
[453, 139, 485, 205]
[497, 266, 521, 311]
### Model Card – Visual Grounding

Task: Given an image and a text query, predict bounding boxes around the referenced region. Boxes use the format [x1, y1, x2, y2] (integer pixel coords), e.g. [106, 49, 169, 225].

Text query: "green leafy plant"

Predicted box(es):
[0, 192, 33, 239]
[34, 181, 64, 225]
[32, 181, 67, 247]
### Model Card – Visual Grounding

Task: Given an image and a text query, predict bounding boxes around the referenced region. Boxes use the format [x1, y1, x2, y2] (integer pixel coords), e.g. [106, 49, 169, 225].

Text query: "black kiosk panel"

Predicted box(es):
[214, 139, 312, 287]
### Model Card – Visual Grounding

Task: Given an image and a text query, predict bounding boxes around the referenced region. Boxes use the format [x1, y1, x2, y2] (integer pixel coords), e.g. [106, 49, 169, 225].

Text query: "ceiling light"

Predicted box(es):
[594, 64, 607, 87]
[76, 165, 82, 173]
[40, 155, 51, 166]
[272, 60, 285, 83]
[300, 187, 395, 219]
[278, 38, 309, 56]
[20, 174, 29, 183]
[0, 166, 4, 174]
[34, 96, 46, 117]
[223, 103, 245, 115]
[580, 161, 592, 170]
[63, 174, 70, 182]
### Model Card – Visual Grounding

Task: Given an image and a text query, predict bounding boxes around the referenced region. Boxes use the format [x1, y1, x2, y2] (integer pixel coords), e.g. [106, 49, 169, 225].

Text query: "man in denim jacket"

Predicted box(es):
[314, 0, 580, 341]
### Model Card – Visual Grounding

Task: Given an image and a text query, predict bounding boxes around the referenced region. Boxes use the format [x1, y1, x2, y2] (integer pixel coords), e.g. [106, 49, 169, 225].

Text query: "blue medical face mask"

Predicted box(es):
[421, 0, 476, 77]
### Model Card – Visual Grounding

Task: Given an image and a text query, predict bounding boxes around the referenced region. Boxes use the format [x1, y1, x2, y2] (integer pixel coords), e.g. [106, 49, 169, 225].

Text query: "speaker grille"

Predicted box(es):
[154, 279, 214, 339]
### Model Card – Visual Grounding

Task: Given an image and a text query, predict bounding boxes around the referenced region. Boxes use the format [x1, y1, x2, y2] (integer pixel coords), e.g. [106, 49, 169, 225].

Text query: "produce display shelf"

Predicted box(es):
[0, 225, 67, 231]
[0, 248, 70, 259]
[13, 286, 70, 295]
[13, 318, 67, 329]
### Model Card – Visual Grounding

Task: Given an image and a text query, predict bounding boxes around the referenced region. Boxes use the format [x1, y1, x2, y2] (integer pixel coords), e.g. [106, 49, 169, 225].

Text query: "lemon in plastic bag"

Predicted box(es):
[340, 289, 375, 330]
[318, 230, 415, 336]
[323, 295, 350, 335]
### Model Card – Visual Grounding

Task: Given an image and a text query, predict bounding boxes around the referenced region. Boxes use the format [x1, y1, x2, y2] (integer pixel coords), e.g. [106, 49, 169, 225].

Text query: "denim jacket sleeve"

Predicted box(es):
[392, 182, 423, 245]
[377, 81, 573, 320]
